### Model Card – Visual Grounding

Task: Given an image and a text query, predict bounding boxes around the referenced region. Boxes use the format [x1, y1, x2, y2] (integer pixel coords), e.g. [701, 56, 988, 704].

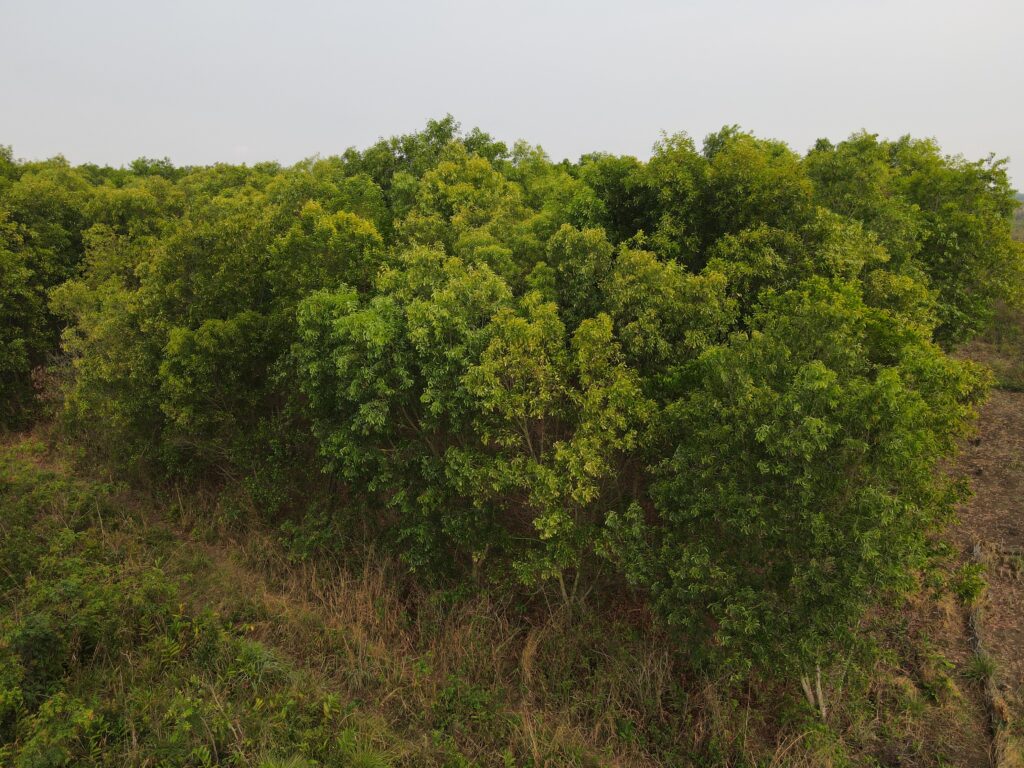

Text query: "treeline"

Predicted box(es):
[2, 117, 1022, 679]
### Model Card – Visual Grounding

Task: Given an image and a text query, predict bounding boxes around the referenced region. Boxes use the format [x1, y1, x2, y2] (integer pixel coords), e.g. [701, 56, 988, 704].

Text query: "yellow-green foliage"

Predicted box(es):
[1, 120, 1021, 682]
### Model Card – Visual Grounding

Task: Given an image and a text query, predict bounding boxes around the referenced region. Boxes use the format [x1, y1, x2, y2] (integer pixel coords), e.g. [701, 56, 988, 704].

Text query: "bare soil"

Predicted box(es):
[955, 389, 1024, 761]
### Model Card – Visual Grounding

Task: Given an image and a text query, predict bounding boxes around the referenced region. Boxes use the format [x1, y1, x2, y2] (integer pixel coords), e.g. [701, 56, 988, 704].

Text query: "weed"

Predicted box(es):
[952, 562, 988, 606]
[965, 653, 998, 683]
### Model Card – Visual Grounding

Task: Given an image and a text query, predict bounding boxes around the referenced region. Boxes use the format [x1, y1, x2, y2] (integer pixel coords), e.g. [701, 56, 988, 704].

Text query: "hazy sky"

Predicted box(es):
[3, 0, 1022, 184]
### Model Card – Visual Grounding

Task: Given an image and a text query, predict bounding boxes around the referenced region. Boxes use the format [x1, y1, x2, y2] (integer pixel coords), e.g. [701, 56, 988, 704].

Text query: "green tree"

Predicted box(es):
[606, 277, 986, 675]
[807, 132, 1024, 344]
[0, 213, 46, 425]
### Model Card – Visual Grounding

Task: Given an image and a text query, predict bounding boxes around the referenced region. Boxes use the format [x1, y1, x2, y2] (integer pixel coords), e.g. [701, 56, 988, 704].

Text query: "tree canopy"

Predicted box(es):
[1, 120, 1019, 678]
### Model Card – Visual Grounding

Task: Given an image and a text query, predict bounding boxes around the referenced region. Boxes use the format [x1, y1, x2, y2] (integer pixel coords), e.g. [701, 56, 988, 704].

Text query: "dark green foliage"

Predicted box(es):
[607, 277, 985, 674]
[0, 216, 47, 425]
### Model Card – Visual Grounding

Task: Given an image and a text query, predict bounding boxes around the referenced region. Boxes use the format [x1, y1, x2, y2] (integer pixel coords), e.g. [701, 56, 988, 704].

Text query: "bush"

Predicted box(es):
[3, 119, 1019, 681]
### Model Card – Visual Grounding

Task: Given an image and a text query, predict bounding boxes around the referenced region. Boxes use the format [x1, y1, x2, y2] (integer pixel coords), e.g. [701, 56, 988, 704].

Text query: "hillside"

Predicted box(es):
[0, 414, 1013, 767]
[5, 355, 1024, 766]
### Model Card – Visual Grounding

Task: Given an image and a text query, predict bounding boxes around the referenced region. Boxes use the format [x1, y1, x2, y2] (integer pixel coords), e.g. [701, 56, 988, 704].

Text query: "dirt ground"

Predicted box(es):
[957, 390, 1024, 552]
[955, 389, 1024, 757]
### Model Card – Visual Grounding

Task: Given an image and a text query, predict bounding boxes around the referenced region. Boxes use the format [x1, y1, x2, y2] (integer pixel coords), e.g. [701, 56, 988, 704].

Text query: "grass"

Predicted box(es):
[0, 439, 397, 767]
[964, 653, 997, 684]
[0, 433, 999, 766]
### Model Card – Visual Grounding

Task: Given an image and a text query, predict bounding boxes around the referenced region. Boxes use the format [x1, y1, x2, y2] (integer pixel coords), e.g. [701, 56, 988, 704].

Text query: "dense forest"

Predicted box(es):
[2, 117, 1023, 766]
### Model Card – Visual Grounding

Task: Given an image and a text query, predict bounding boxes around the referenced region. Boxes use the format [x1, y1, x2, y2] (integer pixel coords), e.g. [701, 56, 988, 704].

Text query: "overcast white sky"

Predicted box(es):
[2, 0, 1022, 185]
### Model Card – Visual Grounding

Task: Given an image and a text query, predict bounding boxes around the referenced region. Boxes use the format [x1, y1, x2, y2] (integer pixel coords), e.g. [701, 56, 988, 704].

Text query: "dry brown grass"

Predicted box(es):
[149, 521, 1001, 766]
[950, 290, 1024, 766]
[6, 409, 1018, 766]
